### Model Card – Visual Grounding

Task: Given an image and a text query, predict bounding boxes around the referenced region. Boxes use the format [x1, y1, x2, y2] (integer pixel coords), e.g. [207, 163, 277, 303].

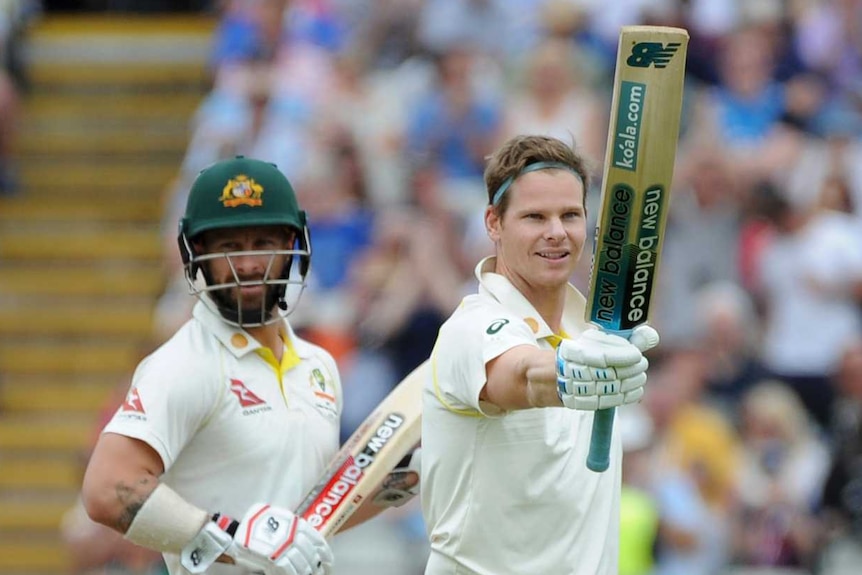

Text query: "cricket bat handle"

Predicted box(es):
[585, 326, 628, 473]
[587, 408, 614, 472]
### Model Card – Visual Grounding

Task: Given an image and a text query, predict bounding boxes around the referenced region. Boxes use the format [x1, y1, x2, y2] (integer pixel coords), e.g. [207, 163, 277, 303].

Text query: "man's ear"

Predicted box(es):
[485, 205, 501, 243]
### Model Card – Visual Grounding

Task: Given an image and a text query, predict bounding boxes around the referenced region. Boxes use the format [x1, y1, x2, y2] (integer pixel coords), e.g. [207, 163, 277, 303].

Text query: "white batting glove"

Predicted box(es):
[372, 447, 421, 508]
[180, 503, 334, 575]
[556, 325, 659, 411]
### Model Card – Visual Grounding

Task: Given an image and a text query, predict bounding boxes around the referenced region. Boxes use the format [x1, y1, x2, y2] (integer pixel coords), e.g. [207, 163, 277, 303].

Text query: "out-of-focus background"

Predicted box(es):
[1, 0, 862, 574]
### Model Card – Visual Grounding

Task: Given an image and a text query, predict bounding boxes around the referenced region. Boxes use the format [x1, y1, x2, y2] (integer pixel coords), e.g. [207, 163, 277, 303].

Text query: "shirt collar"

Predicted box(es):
[192, 300, 316, 359]
[474, 256, 588, 339]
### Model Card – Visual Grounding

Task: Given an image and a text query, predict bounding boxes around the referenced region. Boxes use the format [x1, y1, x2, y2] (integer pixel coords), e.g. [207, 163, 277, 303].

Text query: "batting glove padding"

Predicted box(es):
[556, 325, 659, 411]
[180, 503, 334, 575]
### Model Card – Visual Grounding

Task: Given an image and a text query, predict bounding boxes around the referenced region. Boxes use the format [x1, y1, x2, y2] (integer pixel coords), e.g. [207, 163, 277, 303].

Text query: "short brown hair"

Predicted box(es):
[484, 134, 590, 215]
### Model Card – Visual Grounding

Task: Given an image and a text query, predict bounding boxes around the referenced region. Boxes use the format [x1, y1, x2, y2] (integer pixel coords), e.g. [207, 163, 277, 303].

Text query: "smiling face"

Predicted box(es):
[486, 169, 586, 297]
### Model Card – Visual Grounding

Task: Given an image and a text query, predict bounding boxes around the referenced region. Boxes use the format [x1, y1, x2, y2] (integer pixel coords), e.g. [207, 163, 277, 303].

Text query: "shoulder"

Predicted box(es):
[442, 294, 521, 331]
[437, 295, 536, 351]
[293, 333, 341, 378]
[135, 321, 222, 385]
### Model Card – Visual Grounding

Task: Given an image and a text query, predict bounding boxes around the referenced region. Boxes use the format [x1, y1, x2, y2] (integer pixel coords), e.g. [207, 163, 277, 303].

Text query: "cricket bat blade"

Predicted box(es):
[295, 360, 427, 537]
[585, 26, 688, 472]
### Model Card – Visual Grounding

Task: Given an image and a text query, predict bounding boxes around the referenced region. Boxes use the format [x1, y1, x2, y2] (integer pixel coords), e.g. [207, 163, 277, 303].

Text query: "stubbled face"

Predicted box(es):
[486, 170, 586, 295]
[198, 225, 295, 316]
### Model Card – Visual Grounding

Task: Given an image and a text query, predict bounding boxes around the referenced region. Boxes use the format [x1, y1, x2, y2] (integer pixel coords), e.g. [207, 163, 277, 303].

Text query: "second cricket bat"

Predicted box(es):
[586, 26, 688, 472]
[295, 360, 427, 537]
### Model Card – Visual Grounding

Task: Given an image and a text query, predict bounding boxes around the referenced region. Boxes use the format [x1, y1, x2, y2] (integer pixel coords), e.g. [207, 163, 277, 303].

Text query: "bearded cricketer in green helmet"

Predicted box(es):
[81, 157, 414, 575]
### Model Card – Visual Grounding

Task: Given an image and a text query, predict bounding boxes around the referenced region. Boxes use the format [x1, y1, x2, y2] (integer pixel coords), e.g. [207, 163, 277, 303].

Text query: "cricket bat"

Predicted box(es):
[585, 26, 688, 472]
[295, 360, 427, 536]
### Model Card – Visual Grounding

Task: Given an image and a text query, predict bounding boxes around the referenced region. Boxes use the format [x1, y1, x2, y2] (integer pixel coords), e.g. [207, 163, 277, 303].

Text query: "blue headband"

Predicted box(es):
[491, 161, 581, 207]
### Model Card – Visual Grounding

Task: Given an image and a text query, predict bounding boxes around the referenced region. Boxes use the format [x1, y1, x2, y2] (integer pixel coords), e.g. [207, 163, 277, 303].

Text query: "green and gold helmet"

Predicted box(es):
[177, 156, 312, 327]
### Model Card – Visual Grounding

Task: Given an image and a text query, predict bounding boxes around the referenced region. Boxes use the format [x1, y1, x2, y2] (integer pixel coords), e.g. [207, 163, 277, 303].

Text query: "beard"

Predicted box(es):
[210, 283, 281, 326]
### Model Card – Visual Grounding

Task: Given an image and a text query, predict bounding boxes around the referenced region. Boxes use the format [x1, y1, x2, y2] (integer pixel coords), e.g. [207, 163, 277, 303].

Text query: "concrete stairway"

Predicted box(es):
[0, 14, 213, 572]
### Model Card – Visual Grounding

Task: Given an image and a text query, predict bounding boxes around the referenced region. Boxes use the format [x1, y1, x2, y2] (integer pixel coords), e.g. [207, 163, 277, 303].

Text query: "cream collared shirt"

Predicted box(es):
[422, 257, 622, 575]
[104, 301, 342, 575]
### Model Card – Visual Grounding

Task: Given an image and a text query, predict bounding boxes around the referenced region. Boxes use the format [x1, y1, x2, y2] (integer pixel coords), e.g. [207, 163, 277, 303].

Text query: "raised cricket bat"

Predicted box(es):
[585, 26, 688, 472]
[295, 360, 427, 536]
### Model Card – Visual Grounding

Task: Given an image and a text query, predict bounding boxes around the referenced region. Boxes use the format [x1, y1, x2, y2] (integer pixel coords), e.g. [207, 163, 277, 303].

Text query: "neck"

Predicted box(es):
[528, 288, 566, 334]
[245, 323, 284, 361]
[494, 262, 567, 334]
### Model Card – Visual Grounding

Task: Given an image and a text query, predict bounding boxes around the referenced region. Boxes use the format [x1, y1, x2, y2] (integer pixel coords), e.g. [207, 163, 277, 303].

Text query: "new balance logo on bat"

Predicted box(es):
[626, 42, 681, 68]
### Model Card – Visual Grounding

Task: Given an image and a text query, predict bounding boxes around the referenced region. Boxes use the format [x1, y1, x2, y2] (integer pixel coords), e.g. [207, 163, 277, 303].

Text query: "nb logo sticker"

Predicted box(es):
[626, 42, 681, 68]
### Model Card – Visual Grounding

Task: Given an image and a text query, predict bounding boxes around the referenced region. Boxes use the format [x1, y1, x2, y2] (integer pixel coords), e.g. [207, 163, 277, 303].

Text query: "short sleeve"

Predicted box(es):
[102, 349, 220, 471]
[431, 303, 538, 415]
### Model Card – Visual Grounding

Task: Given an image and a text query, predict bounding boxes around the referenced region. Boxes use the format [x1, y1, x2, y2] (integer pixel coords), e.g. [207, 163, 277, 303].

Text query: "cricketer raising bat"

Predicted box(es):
[295, 360, 427, 537]
[585, 26, 689, 472]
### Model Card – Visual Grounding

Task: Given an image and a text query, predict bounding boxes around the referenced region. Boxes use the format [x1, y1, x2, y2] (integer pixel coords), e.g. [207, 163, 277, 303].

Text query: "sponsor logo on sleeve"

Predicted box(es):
[118, 388, 147, 421]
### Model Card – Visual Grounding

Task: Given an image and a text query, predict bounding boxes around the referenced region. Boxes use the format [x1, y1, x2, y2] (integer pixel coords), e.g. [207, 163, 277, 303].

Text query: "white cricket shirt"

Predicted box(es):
[422, 257, 622, 575]
[104, 301, 342, 574]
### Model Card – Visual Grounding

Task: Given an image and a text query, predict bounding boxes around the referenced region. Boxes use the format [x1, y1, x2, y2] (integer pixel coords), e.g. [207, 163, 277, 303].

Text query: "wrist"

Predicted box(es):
[123, 483, 209, 553]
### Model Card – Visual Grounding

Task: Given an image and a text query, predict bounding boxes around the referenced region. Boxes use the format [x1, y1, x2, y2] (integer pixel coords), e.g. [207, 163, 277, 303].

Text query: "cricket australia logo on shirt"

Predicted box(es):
[119, 388, 147, 421]
[309, 368, 337, 418]
[229, 379, 272, 415]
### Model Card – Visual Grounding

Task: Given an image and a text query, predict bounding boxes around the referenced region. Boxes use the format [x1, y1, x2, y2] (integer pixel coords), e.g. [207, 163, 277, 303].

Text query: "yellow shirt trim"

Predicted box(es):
[431, 325, 569, 417]
[431, 350, 482, 418]
[543, 329, 570, 349]
[254, 333, 301, 400]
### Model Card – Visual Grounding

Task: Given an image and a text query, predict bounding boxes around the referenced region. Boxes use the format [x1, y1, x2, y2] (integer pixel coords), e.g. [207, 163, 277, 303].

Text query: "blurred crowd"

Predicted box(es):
[57, 0, 862, 574]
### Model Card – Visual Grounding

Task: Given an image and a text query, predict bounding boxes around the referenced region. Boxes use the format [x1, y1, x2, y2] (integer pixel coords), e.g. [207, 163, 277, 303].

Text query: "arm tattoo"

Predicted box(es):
[113, 476, 155, 532]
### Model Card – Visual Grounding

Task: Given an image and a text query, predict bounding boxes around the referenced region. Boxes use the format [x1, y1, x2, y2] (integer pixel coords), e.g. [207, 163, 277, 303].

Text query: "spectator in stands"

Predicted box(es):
[685, 24, 803, 188]
[655, 149, 744, 347]
[752, 178, 862, 430]
[288, 134, 376, 362]
[209, 0, 287, 70]
[820, 336, 862, 572]
[618, 404, 660, 575]
[690, 281, 770, 422]
[0, 0, 26, 195]
[502, 36, 605, 172]
[733, 379, 830, 570]
[402, 42, 504, 218]
[645, 351, 741, 575]
[350, 161, 470, 383]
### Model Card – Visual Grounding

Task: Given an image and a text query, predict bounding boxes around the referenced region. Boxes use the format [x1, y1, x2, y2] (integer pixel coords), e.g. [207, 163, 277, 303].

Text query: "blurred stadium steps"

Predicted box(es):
[0, 13, 213, 573]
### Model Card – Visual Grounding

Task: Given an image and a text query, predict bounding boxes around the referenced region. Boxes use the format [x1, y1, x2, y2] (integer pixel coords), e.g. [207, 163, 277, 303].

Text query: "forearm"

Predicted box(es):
[81, 434, 208, 554]
[524, 357, 564, 408]
[484, 346, 560, 411]
[81, 445, 163, 534]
